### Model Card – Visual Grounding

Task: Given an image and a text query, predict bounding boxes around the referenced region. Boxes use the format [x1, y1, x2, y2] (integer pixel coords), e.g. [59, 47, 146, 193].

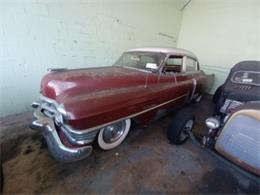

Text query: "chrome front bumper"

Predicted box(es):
[31, 108, 93, 162]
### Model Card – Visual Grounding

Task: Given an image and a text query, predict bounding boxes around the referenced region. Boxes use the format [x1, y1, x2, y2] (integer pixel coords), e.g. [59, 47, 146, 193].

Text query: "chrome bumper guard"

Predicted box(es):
[61, 126, 99, 146]
[31, 108, 93, 162]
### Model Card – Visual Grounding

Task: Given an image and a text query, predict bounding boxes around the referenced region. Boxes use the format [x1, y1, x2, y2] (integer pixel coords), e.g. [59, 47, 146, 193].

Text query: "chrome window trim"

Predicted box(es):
[184, 56, 198, 72]
[159, 54, 184, 77]
[182, 56, 187, 72]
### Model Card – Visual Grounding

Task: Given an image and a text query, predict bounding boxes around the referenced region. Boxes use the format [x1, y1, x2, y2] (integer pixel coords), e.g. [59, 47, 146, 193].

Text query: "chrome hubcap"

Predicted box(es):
[102, 121, 126, 143]
[180, 120, 193, 141]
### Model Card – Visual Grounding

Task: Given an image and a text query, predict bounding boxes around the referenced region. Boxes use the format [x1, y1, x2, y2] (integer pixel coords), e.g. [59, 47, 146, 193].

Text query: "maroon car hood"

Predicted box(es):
[41, 66, 147, 103]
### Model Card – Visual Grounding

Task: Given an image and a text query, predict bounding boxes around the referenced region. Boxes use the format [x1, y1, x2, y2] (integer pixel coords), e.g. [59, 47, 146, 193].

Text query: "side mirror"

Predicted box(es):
[145, 63, 158, 71]
[205, 117, 220, 129]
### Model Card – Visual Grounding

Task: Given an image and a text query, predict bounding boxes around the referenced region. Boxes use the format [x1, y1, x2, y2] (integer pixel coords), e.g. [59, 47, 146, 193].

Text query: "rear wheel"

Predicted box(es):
[0, 163, 3, 193]
[167, 108, 195, 145]
[97, 119, 131, 150]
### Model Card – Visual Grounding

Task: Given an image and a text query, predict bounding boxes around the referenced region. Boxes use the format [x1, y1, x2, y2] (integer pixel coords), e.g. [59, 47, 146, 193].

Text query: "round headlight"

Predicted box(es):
[205, 117, 220, 129]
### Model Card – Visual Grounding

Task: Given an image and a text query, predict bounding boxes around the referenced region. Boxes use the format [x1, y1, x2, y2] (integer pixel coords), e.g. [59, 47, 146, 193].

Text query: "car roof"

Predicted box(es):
[231, 60, 260, 72]
[127, 47, 198, 60]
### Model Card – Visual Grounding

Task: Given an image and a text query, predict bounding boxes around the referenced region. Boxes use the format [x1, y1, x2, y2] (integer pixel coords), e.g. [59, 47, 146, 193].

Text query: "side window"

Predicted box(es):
[164, 56, 183, 73]
[186, 58, 197, 72]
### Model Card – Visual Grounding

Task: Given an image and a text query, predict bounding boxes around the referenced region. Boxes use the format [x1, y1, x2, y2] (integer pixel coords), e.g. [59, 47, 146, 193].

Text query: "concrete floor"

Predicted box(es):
[1, 95, 259, 194]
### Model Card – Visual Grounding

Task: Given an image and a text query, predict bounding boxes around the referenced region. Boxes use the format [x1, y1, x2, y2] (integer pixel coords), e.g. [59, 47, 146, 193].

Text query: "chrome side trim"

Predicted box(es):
[190, 78, 197, 101]
[63, 93, 188, 135]
[31, 108, 92, 162]
[60, 126, 99, 145]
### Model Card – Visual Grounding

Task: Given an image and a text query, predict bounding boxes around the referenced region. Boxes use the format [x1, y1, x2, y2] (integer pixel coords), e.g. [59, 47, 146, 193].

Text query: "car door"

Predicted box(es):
[159, 55, 188, 108]
[182, 56, 203, 100]
[169, 56, 195, 103]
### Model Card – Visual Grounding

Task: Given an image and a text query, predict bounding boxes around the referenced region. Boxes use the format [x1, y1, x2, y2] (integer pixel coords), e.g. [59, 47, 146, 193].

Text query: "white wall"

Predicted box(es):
[0, 0, 184, 117]
[178, 0, 260, 93]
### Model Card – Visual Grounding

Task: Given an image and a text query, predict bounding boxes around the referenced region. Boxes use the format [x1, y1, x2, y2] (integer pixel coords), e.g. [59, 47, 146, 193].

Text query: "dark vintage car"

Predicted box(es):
[31, 47, 213, 162]
[204, 61, 260, 176]
[168, 61, 260, 176]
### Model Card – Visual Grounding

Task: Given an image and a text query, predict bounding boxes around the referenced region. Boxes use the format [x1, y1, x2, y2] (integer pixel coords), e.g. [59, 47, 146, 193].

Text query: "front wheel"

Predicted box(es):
[0, 163, 3, 193]
[167, 108, 195, 145]
[97, 119, 131, 150]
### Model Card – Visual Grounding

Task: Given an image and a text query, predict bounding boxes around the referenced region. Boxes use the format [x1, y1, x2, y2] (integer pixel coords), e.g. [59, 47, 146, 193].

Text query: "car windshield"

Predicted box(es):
[113, 51, 165, 71]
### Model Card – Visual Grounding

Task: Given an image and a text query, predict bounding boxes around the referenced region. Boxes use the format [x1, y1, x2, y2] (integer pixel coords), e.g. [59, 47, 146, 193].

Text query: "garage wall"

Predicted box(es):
[178, 0, 260, 93]
[0, 0, 184, 117]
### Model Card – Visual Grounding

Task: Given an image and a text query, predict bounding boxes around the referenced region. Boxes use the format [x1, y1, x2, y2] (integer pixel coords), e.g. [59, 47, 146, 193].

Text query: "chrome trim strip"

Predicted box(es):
[190, 78, 197, 101]
[61, 126, 99, 145]
[63, 93, 188, 135]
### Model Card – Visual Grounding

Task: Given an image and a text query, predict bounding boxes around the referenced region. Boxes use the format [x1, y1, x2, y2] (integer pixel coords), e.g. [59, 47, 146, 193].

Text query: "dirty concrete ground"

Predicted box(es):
[1, 95, 259, 194]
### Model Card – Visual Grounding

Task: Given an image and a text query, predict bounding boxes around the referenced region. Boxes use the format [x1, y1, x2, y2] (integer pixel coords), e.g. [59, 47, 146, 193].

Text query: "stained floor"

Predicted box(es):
[1, 95, 259, 194]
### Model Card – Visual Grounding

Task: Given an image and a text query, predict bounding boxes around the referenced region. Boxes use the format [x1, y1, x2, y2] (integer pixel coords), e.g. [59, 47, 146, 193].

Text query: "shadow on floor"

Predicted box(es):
[0, 95, 259, 194]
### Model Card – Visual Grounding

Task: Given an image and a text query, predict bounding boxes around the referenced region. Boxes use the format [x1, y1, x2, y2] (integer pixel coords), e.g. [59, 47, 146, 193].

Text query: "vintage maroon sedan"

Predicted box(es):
[31, 47, 212, 162]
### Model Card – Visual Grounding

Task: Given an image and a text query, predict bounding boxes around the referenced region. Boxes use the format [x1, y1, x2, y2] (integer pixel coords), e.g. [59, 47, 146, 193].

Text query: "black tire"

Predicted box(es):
[167, 108, 195, 145]
[0, 163, 3, 193]
[213, 85, 223, 104]
[215, 93, 226, 114]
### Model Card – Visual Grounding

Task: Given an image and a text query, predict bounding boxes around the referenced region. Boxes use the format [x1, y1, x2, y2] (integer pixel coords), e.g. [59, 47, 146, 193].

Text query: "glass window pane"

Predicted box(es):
[186, 58, 197, 71]
[167, 58, 182, 66]
[164, 56, 183, 73]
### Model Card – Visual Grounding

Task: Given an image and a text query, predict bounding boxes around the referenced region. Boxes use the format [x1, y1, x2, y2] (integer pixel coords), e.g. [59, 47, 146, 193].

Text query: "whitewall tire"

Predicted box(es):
[97, 119, 131, 150]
